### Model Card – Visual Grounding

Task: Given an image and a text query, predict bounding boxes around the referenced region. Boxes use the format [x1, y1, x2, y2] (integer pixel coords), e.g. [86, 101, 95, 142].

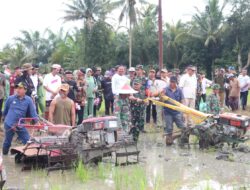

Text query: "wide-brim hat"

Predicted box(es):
[60, 83, 69, 92]
[118, 84, 138, 94]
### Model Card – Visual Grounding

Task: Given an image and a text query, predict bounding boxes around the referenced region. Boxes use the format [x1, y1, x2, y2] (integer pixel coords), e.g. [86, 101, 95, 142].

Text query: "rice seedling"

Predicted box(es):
[24, 176, 33, 190]
[113, 167, 125, 190]
[75, 161, 91, 182]
[97, 162, 112, 180]
[152, 174, 162, 190]
[50, 184, 62, 190]
[130, 166, 147, 190]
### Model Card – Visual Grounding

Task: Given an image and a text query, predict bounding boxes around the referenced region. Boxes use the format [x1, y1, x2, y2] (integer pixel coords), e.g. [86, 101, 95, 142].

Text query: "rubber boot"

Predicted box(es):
[165, 134, 173, 146]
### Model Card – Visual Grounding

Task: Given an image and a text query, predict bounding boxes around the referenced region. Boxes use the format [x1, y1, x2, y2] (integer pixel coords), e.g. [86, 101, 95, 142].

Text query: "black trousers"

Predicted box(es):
[240, 91, 248, 109]
[76, 106, 84, 125]
[146, 102, 157, 124]
[0, 99, 3, 121]
[195, 94, 206, 110]
[225, 89, 230, 107]
[104, 99, 114, 115]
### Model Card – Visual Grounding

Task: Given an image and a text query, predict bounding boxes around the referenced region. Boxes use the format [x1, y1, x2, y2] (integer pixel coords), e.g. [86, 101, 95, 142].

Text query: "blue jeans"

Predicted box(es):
[3, 124, 30, 154]
[164, 113, 184, 134]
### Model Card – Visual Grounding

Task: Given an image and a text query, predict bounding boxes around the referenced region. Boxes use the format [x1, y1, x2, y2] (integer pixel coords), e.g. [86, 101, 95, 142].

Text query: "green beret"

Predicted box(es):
[212, 84, 220, 90]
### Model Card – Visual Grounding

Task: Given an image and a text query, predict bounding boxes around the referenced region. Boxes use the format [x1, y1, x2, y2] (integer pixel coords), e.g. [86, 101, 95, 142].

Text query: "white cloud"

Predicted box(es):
[0, 0, 206, 48]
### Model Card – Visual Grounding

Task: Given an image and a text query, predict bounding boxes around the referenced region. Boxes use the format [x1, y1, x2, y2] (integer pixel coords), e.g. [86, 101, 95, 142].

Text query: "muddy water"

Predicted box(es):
[2, 132, 250, 190]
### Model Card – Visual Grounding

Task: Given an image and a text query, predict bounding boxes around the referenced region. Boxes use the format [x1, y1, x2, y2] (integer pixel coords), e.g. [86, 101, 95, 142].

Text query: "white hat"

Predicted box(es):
[128, 67, 136, 72]
[51, 64, 61, 69]
[86, 68, 92, 74]
[118, 84, 138, 94]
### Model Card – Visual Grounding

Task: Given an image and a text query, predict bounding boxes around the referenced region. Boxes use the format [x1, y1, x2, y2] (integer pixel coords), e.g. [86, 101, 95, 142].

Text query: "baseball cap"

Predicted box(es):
[65, 70, 73, 74]
[79, 68, 86, 74]
[129, 67, 136, 72]
[51, 64, 61, 69]
[21, 63, 33, 71]
[170, 76, 178, 83]
[136, 65, 143, 70]
[161, 68, 168, 73]
[149, 68, 156, 73]
[15, 82, 27, 89]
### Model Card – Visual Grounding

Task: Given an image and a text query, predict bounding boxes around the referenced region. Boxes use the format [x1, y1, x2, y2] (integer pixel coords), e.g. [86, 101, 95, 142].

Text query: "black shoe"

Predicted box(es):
[2, 148, 9, 155]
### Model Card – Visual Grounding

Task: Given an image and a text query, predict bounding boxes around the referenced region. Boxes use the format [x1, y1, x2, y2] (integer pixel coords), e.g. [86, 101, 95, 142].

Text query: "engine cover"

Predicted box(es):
[219, 112, 250, 128]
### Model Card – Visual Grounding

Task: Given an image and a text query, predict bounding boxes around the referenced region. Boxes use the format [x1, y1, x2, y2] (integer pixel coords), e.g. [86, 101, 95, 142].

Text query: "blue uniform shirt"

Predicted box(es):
[3, 95, 38, 127]
[164, 87, 184, 115]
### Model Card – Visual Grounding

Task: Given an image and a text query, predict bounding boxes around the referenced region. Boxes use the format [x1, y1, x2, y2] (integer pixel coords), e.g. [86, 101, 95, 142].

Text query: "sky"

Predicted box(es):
[0, 0, 207, 49]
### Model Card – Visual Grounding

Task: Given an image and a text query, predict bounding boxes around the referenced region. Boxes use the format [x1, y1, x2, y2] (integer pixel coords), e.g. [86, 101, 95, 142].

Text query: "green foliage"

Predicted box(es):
[1, 0, 250, 76]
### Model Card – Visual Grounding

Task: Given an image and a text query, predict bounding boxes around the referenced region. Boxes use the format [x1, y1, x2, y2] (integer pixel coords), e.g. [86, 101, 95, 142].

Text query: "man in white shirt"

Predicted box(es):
[161, 68, 170, 85]
[179, 65, 197, 126]
[43, 64, 62, 118]
[147, 69, 167, 128]
[112, 65, 129, 96]
[238, 69, 250, 110]
[201, 73, 212, 102]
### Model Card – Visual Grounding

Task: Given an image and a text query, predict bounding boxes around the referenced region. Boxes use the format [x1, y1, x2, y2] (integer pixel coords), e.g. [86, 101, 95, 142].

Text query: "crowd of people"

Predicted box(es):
[1, 63, 249, 153]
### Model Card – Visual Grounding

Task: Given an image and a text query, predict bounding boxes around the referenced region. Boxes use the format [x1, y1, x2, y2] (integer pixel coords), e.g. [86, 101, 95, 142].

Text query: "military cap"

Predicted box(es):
[211, 83, 220, 90]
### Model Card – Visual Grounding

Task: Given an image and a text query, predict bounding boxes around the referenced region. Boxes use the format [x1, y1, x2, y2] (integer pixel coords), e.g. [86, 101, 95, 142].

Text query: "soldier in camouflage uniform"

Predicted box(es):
[130, 79, 146, 141]
[133, 65, 147, 96]
[114, 84, 138, 133]
[206, 84, 221, 115]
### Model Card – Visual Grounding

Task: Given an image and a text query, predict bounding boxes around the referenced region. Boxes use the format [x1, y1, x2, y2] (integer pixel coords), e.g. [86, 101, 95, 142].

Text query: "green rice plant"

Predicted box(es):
[129, 166, 147, 190]
[24, 176, 33, 190]
[50, 184, 62, 190]
[152, 174, 162, 190]
[75, 161, 91, 182]
[113, 167, 124, 190]
[97, 162, 112, 180]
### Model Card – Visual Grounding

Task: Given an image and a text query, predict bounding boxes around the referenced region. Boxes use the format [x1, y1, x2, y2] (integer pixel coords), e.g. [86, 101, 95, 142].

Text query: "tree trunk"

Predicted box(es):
[129, 23, 132, 68]
[237, 49, 243, 72]
[243, 51, 250, 70]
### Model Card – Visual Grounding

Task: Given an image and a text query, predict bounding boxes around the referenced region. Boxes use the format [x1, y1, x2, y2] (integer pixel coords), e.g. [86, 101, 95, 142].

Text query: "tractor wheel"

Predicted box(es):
[15, 153, 23, 164]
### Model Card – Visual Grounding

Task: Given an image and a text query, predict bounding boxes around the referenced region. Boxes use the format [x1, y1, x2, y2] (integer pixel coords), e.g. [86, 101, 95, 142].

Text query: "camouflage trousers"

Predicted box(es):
[130, 106, 145, 141]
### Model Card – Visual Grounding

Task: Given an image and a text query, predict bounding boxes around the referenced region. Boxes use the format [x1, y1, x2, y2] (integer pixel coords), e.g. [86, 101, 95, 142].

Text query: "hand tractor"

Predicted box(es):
[146, 96, 250, 149]
[10, 116, 139, 171]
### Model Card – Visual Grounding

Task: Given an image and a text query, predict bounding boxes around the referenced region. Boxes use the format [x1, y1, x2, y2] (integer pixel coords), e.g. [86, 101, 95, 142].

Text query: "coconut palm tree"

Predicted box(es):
[0, 44, 34, 67]
[63, 0, 111, 29]
[15, 30, 56, 64]
[166, 21, 187, 68]
[111, 0, 148, 67]
[190, 0, 227, 77]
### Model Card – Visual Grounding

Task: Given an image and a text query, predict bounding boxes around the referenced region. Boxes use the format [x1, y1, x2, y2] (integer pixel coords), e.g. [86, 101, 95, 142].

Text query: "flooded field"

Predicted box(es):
[2, 131, 250, 190]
